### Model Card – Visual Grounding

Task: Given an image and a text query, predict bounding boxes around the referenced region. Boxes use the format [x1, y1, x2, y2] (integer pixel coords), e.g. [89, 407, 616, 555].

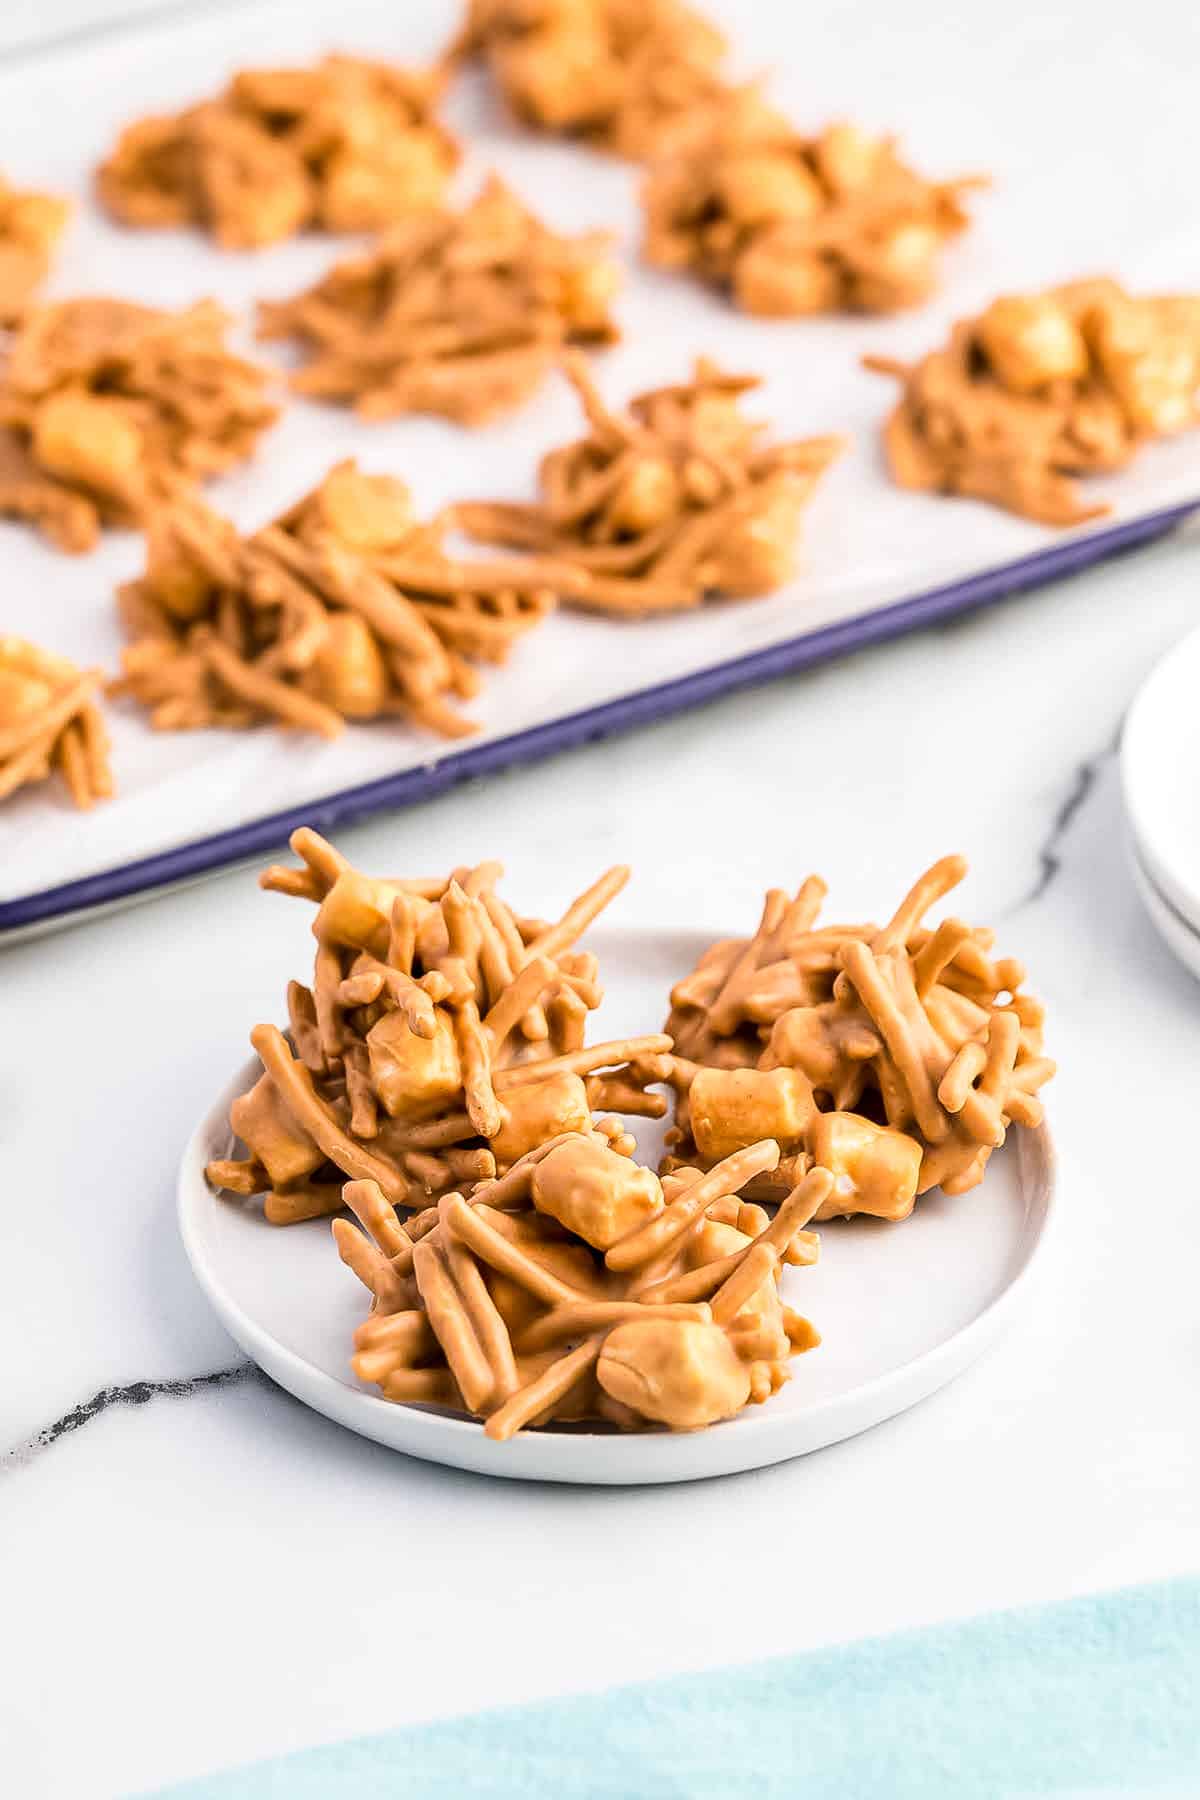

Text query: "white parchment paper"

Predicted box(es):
[4, 0, 1199, 904]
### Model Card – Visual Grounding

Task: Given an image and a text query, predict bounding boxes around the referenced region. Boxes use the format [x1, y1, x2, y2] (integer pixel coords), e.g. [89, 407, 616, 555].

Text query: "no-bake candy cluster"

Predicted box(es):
[0, 636, 111, 808]
[205, 830, 672, 1223]
[643, 113, 980, 317]
[0, 174, 70, 324]
[337, 1137, 824, 1437]
[257, 176, 620, 424]
[867, 279, 1200, 524]
[113, 461, 556, 738]
[458, 354, 842, 615]
[457, 0, 733, 160]
[97, 55, 459, 248]
[0, 297, 276, 553]
[664, 855, 1054, 1212]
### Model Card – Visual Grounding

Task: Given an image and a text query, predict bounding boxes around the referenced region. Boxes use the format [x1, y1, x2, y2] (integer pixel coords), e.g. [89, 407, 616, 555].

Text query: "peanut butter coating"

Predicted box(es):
[111, 461, 557, 739]
[867, 279, 1200, 524]
[665, 856, 1053, 1211]
[690, 1065, 814, 1163]
[0, 636, 112, 809]
[457, 0, 732, 160]
[644, 109, 981, 316]
[458, 354, 841, 618]
[531, 1138, 664, 1250]
[206, 832, 666, 1219]
[0, 174, 69, 325]
[236, 870, 834, 1447]
[597, 1319, 751, 1429]
[0, 298, 276, 554]
[258, 176, 620, 426]
[337, 1138, 829, 1440]
[97, 55, 458, 249]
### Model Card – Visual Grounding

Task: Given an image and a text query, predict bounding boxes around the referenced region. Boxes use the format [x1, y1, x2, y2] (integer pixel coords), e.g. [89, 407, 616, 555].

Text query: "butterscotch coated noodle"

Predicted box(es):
[111, 461, 555, 738]
[866, 278, 1200, 524]
[663, 857, 1054, 1210]
[644, 108, 982, 315]
[455, 0, 733, 160]
[457, 354, 842, 615]
[205, 830, 670, 1222]
[0, 637, 112, 808]
[338, 1139, 826, 1436]
[0, 298, 277, 553]
[0, 175, 70, 324]
[96, 55, 458, 248]
[258, 176, 621, 425]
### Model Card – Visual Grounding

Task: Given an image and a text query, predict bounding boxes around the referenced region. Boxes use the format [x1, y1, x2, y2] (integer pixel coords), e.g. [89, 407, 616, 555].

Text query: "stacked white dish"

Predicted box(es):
[1122, 623, 1200, 980]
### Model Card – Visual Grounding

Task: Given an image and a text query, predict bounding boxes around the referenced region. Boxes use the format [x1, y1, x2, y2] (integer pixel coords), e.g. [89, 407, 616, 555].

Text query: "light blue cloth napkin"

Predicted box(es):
[153, 1575, 1200, 1799]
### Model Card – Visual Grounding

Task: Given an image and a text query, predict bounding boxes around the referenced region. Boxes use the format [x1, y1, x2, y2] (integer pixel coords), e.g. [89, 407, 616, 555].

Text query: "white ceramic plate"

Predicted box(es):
[1128, 840, 1200, 984]
[179, 926, 1056, 1485]
[1122, 622, 1200, 936]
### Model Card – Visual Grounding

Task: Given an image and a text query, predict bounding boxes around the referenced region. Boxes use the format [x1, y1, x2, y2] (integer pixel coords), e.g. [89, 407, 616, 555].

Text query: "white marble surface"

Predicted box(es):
[5, 514, 1200, 1798]
[4, 1, 1200, 1796]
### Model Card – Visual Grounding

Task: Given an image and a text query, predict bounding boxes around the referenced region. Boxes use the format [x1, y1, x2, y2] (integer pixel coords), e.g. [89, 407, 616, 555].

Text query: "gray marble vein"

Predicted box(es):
[1017, 730, 1122, 912]
[1, 1363, 262, 1474]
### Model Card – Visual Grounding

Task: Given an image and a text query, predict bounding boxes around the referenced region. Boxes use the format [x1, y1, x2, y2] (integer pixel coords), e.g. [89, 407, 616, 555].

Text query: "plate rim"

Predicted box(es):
[1122, 617, 1200, 934]
[1127, 836, 1200, 980]
[180, 1025, 1056, 1487]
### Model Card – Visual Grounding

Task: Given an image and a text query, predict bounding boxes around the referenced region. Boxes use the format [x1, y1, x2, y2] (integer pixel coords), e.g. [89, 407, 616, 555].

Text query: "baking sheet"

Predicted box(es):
[4, 0, 1200, 930]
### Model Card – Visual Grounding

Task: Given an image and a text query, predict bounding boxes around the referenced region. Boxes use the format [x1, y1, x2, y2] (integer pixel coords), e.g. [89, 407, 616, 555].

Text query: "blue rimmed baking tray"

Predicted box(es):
[5, 0, 1200, 939]
[5, 502, 1192, 938]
